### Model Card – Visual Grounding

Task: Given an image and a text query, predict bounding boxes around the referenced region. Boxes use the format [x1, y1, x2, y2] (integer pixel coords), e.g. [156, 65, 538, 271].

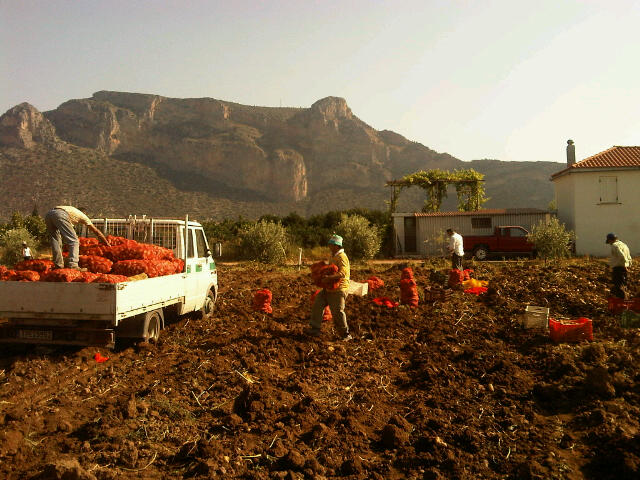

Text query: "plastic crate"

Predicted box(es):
[347, 281, 369, 297]
[549, 317, 593, 343]
[607, 297, 640, 314]
[424, 287, 452, 302]
[619, 310, 640, 329]
[522, 306, 549, 329]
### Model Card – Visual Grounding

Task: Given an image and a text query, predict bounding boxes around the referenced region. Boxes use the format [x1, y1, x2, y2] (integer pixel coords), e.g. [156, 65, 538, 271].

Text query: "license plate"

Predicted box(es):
[18, 329, 53, 341]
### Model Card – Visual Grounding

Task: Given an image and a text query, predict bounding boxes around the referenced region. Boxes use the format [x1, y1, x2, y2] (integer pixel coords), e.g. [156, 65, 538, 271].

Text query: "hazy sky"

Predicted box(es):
[2, 0, 639, 163]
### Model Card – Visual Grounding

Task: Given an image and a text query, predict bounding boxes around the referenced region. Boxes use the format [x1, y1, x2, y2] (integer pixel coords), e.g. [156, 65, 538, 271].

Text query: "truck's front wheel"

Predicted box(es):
[473, 246, 489, 260]
[199, 290, 216, 319]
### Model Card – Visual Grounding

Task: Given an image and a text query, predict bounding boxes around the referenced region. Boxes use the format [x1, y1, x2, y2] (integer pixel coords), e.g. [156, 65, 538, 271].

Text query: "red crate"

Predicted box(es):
[607, 297, 640, 314]
[549, 317, 593, 343]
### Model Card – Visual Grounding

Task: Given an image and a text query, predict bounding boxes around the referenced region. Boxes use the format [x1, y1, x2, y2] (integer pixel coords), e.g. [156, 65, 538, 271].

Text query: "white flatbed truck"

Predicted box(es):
[0, 216, 218, 347]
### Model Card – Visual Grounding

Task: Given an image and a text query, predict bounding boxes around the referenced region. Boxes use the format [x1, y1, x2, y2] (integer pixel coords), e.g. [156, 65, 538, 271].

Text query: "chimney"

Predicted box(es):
[566, 139, 576, 166]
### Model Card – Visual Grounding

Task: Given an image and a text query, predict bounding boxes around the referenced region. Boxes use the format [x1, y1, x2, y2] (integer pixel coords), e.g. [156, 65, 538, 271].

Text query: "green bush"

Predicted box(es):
[1, 228, 37, 266]
[238, 220, 290, 264]
[335, 214, 381, 260]
[24, 215, 47, 244]
[527, 217, 575, 260]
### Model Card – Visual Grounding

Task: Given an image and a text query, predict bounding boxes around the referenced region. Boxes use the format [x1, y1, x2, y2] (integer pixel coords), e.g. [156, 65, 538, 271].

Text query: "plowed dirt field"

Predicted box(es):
[1, 259, 639, 480]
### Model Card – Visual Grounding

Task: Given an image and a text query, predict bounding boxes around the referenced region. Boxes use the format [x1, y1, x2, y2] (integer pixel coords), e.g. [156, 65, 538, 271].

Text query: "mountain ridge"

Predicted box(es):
[0, 91, 561, 220]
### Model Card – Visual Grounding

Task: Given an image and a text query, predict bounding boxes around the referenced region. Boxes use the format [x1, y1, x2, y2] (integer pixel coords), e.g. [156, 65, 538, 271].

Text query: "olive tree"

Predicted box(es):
[0, 228, 36, 266]
[527, 217, 575, 260]
[335, 214, 381, 260]
[238, 220, 290, 264]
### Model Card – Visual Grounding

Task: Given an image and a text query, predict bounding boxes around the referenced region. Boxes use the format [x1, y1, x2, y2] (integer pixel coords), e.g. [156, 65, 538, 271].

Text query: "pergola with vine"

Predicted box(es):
[386, 168, 487, 213]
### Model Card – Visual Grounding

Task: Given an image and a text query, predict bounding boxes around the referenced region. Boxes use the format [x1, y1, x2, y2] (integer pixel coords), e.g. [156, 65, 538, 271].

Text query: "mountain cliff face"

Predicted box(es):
[0, 91, 559, 219]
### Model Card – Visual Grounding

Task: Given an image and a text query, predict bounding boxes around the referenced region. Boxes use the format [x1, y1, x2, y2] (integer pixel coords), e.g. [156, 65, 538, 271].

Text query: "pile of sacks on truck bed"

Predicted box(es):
[0, 236, 185, 283]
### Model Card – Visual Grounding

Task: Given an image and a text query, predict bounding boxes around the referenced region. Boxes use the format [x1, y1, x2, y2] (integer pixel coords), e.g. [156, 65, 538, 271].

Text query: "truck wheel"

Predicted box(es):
[145, 310, 162, 343]
[199, 290, 216, 319]
[473, 246, 489, 260]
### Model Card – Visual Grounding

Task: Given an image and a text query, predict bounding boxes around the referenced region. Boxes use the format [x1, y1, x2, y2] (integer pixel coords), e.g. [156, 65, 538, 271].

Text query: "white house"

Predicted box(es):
[551, 143, 640, 257]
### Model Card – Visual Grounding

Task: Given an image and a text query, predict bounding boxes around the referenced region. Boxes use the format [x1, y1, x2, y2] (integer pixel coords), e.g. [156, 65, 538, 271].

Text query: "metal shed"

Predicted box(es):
[392, 208, 553, 256]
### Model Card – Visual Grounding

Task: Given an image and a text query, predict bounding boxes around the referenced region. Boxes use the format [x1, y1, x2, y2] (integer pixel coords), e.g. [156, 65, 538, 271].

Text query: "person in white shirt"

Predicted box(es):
[44, 206, 110, 270]
[606, 233, 632, 299]
[22, 242, 32, 261]
[446, 228, 464, 271]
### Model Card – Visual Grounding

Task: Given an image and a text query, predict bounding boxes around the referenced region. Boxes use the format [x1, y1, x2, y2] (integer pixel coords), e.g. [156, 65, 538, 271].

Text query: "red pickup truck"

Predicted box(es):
[463, 226, 535, 260]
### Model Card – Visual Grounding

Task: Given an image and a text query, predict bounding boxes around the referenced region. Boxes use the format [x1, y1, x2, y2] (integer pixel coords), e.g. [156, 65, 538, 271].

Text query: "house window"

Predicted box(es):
[472, 217, 492, 229]
[599, 176, 618, 203]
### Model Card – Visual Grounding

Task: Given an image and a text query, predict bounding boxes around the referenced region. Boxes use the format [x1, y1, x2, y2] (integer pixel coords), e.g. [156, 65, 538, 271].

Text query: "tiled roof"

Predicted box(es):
[552, 146, 640, 178]
[393, 208, 548, 217]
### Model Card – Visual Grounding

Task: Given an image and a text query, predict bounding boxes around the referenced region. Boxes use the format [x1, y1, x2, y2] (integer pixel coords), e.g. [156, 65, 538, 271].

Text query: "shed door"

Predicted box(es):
[404, 217, 417, 253]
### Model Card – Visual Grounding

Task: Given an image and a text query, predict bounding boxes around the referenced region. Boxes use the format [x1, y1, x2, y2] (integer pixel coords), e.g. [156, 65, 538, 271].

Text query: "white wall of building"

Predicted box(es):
[554, 169, 640, 256]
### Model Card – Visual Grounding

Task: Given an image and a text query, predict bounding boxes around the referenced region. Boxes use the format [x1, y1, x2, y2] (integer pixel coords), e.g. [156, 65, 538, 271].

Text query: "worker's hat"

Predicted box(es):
[328, 234, 343, 247]
[606, 233, 616, 243]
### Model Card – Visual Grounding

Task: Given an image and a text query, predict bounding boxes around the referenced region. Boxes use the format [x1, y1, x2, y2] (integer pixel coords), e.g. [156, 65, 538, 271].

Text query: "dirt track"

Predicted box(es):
[1, 259, 639, 479]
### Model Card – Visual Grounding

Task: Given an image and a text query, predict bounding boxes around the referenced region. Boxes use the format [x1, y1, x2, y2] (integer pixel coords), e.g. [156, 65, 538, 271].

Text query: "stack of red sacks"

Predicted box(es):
[311, 289, 332, 322]
[310, 261, 340, 290]
[400, 267, 419, 307]
[252, 288, 273, 314]
[1, 236, 185, 284]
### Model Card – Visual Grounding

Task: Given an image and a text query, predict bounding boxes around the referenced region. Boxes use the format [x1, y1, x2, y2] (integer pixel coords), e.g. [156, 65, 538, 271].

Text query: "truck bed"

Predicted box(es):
[0, 274, 187, 323]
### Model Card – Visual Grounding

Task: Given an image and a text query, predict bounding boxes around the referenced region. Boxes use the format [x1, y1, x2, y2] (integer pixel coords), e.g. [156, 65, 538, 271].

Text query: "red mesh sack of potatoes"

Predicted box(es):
[118, 244, 175, 261]
[79, 236, 99, 248]
[310, 262, 340, 290]
[112, 259, 177, 278]
[252, 288, 273, 314]
[79, 255, 113, 274]
[172, 258, 185, 273]
[366, 276, 384, 290]
[103, 244, 133, 261]
[311, 289, 332, 322]
[321, 264, 341, 290]
[91, 274, 129, 284]
[82, 244, 111, 258]
[8, 270, 40, 282]
[310, 261, 327, 286]
[149, 260, 178, 277]
[400, 278, 419, 307]
[41, 269, 83, 283]
[73, 272, 101, 283]
[106, 235, 135, 246]
[0, 265, 9, 280]
[400, 267, 414, 281]
[14, 259, 55, 274]
[111, 260, 147, 277]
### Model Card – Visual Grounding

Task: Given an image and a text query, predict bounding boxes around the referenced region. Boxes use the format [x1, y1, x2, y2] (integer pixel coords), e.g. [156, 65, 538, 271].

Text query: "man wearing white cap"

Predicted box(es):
[307, 234, 352, 341]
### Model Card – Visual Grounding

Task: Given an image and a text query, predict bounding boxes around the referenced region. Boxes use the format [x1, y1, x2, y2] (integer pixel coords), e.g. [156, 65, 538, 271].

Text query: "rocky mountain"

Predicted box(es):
[0, 91, 561, 220]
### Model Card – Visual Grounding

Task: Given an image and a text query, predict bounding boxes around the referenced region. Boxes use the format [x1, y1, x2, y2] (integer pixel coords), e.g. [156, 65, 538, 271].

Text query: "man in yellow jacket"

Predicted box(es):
[307, 234, 351, 341]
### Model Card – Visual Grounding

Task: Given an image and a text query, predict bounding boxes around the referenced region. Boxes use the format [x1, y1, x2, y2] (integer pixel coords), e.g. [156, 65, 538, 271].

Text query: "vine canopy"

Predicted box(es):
[386, 168, 487, 213]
